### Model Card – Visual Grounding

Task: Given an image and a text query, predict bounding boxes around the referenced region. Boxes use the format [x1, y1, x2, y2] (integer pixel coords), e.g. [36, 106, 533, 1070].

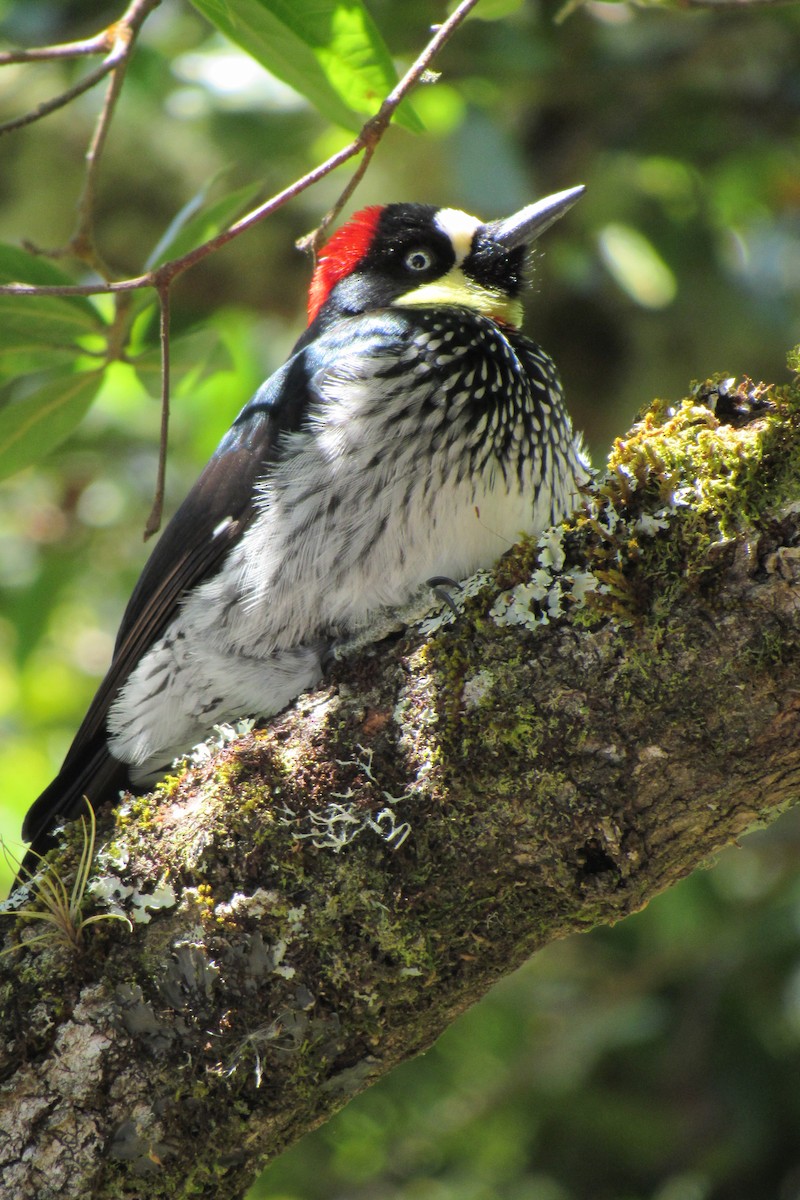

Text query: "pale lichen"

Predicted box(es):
[490, 523, 605, 631]
[277, 745, 414, 852]
[89, 875, 176, 925]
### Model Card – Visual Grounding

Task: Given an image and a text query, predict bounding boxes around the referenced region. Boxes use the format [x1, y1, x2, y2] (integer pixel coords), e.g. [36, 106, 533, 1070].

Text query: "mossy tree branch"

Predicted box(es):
[2, 374, 800, 1200]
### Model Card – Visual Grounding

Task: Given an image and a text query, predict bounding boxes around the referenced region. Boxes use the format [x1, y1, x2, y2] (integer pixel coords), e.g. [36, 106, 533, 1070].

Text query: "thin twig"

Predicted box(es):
[299, 0, 483, 256]
[0, 50, 123, 137]
[0, 32, 111, 65]
[145, 284, 172, 540]
[0, 0, 484, 298]
[70, 21, 144, 277]
[0, 0, 161, 140]
[300, 147, 377, 255]
[0, 274, 154, 298]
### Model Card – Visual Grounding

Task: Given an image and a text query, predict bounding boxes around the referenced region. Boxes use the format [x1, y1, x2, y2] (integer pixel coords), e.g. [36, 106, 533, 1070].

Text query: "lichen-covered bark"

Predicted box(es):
[2, 376, 800, 1200]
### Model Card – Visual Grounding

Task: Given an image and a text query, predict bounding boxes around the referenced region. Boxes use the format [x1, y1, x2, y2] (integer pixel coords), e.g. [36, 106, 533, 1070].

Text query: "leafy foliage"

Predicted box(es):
[0, 371, 103, 480]
[188, 0, 422, 131]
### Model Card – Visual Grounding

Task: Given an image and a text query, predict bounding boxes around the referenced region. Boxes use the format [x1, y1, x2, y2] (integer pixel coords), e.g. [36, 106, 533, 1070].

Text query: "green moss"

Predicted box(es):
[611, 400, 766, 529]
[567, 376, 800, 624]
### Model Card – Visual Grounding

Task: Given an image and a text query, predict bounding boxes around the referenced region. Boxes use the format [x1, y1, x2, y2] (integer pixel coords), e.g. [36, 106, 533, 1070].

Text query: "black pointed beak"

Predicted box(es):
[479, 185, 585, 250]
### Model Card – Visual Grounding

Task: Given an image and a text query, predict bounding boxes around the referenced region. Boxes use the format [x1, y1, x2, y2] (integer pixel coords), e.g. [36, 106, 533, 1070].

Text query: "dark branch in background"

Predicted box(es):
[0, 0, 483, 533]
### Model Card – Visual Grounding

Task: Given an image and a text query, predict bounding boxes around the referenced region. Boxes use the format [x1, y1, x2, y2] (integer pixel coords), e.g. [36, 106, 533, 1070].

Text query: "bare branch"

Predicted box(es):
[0, 276, 149, 299]
[0, 0, 161, 141]
[0, 32, 111, 66]
[0, 49, 123, 137]
[0, 0, 159, 65]
[3, 381, 800, 1199]
[378, 1, 483, 114]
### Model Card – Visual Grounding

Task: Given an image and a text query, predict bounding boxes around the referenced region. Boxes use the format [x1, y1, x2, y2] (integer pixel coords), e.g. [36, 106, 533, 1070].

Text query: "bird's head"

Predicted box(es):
[306, 186, 584, 331]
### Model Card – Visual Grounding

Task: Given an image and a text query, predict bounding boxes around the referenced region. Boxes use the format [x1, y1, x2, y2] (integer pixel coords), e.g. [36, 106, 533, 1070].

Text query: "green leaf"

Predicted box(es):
[0, 295, 105, 391]
[0, 349, 79, 378]
[188, 0, 422, 132]
[0, 244, 102, 322]
[0, 246, 107, 384]
[146, 179, 263, 269]
[448, 0, 524, 17]
[0, 371, 103, 480]
[0, 294, 103, 346]
[132, 327, 231, 396]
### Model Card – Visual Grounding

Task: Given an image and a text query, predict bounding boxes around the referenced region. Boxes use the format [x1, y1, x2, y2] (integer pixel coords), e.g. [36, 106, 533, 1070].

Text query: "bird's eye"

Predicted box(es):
[404, 247, 434, 272]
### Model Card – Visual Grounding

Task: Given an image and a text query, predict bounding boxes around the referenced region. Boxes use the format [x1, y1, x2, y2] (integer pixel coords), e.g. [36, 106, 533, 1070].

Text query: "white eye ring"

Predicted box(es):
[404, 247, 433, 272]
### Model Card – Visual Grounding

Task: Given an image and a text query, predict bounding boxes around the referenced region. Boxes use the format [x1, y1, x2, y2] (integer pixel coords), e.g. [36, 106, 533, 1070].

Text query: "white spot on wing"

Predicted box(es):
[213, 516, 235, 538]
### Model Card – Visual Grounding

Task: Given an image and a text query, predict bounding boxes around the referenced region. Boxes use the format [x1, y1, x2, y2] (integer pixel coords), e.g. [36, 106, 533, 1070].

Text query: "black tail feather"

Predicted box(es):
[19, 740, 130, 880]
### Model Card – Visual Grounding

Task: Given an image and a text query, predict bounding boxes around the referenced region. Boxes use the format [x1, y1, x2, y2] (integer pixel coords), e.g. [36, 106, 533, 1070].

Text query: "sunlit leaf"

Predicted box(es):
[132, 327, 232, 395]
[448, 0, 524, 18]
[597, 223, 677, 309]
[188, 0, 421, 132]
[0, 371, 103, 480]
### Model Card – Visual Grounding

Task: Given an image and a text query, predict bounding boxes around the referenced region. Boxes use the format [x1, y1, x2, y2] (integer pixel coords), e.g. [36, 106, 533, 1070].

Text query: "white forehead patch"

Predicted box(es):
[435, 208, 482, 264]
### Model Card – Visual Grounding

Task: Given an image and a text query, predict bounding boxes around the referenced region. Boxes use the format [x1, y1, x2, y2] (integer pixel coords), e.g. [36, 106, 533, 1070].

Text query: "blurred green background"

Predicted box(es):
[0, 1, 799, 1197]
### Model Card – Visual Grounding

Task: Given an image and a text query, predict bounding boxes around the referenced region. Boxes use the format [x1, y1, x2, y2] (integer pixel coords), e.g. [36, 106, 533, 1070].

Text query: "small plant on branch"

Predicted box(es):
[0, 799, 131, 955]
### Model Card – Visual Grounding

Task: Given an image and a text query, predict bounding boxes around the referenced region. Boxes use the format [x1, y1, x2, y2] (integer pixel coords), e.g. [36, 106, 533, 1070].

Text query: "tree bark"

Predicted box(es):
[2, 376, 799, 1200]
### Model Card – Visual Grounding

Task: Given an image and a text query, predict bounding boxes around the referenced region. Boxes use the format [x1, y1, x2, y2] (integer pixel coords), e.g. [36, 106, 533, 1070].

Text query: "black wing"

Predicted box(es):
[22, 350, 312, 856]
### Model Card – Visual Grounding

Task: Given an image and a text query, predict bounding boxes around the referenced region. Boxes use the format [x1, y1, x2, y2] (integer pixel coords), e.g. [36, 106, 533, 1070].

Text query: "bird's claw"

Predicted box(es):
[426, 576, 463, 620]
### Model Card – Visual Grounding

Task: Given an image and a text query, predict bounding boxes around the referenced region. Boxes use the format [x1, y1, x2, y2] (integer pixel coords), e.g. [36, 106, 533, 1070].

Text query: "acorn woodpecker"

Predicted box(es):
[22, 187, 590, 862]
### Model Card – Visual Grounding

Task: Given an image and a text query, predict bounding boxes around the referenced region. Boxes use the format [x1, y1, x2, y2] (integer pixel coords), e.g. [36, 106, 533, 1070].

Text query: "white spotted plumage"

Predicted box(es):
[109, 309, 588, 776]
